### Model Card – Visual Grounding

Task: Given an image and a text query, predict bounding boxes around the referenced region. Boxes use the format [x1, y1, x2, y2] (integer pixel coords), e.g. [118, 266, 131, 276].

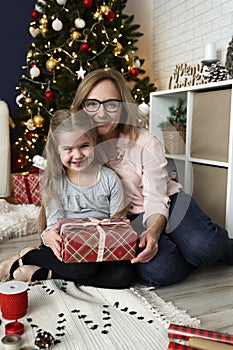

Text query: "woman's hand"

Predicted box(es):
[43, 224, 63, 261]
[131, 213, 166, 264]
[131, 227, 160, 263]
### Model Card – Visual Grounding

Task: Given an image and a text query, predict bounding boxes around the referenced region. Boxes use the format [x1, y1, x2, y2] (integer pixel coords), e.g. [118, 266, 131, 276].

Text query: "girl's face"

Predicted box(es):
[83, 79, 122, 138]
[58, 131, 95, 173]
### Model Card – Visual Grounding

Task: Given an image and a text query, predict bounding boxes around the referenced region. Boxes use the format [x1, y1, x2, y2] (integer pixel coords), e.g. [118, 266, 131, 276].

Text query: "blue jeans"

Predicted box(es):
[130, 192, 231, 287]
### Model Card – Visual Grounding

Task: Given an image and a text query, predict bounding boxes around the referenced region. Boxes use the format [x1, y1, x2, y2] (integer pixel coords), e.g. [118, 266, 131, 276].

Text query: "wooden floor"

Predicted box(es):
[1, 234, 233, 334]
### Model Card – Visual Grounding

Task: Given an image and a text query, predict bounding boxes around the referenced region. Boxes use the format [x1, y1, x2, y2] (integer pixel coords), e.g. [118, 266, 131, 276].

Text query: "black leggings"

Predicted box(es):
[23, 245, 138, 289]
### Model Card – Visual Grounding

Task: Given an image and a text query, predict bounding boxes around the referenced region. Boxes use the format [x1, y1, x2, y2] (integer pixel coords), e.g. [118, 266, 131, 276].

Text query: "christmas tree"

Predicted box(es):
[13, 0, 156, 171]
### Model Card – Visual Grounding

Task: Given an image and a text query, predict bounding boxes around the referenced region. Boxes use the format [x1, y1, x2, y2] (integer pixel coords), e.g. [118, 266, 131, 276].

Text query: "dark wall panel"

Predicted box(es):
[0, 1, 33, 126]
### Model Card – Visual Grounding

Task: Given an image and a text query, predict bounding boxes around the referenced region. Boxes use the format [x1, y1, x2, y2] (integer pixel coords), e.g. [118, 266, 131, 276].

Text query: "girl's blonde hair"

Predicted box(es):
[38, 109, 96, 232]
[71, 68, 145, 141]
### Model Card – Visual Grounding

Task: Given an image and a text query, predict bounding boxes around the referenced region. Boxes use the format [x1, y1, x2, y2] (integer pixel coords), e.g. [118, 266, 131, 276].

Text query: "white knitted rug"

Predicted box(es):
[0, 201, 201, 349]
[0, 280, 200, 350]
[0, 199, 40, 240]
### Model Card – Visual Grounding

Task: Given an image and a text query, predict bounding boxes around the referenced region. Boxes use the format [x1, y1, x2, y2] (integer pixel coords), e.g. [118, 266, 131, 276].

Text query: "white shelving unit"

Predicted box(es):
[150, 80, 233, 237]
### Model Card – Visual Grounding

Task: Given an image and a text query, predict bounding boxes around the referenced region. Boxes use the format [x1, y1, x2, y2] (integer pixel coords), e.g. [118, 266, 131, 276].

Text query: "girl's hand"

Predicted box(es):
[43, 224, 63, 261]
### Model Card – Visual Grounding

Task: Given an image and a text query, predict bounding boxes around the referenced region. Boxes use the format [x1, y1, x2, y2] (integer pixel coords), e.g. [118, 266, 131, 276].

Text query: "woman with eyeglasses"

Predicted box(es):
[70, 68, 233, 287]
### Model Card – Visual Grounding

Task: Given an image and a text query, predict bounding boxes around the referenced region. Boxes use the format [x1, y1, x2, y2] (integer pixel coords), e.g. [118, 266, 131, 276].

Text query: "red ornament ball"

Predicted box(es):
[15, 155, 26, 168]
[80, 42, 91, 52]
[130, 67, 139, 77]
[25, 131, 35, 141]
[106, 10, 115, 21]
[44, 90, 54, 101]
[31, 10, 39, 19]
[83, 0, 92, 7]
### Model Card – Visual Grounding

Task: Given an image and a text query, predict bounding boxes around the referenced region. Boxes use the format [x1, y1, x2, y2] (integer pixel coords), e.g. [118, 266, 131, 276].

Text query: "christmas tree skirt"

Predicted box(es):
[1, 280, 200, 350]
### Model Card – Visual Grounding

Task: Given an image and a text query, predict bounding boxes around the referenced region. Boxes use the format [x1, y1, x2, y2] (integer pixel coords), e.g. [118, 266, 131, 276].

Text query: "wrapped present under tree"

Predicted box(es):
[12, 172, 41, 206]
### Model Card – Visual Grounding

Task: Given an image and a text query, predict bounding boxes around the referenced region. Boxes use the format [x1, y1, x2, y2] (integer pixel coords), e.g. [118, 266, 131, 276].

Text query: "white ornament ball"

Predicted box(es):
[56, 0, 67, 4]
[30, 65, 40, 78]
[52, 18, 63, 31]
[74, 18, 86, 29]
[138, 103, 149, 116]
[134, 59, 141, 68]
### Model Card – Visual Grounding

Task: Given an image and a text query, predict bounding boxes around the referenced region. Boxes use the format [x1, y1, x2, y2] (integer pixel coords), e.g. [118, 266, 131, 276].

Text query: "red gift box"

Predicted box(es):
[59, 217, 137, 263]
[12, 173, 41, 206]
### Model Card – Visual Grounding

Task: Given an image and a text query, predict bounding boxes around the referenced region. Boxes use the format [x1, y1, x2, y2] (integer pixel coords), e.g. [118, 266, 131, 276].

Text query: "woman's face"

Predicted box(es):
[83, 79, 122, 138]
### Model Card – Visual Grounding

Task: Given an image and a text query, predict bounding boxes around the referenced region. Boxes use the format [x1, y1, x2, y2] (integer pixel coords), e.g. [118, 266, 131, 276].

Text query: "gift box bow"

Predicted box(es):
[60, 217, 136, 262]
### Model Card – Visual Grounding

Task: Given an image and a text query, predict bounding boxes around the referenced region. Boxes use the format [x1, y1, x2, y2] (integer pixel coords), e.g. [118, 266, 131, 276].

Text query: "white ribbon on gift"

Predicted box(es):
[60, 218, 129, 262]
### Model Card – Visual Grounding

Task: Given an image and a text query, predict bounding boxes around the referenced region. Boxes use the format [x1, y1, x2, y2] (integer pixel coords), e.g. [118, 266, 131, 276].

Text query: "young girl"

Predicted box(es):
[0, 109, 137, 288]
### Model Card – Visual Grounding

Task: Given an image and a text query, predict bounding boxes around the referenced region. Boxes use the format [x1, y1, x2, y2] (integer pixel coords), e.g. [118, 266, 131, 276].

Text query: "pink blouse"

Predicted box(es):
[98, 128, 182, 225]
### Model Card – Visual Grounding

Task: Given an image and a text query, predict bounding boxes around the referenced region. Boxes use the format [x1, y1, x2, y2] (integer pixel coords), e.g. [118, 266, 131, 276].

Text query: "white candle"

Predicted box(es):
[204, 42, 217, 61]
[0, 100, 10, 197]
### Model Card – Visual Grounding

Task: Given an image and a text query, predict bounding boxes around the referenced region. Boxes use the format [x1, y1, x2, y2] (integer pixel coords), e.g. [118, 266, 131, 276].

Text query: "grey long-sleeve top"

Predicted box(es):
[45, 165, 125, 230]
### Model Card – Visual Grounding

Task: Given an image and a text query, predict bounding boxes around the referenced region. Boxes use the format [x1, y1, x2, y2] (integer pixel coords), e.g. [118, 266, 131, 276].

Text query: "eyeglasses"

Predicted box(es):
[83, 99, 122, 113]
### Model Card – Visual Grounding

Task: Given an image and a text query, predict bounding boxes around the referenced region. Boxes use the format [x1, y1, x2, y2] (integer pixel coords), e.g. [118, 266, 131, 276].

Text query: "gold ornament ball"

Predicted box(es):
[33, 114, 44, 128]
[70, 30, 82, 41]
[100, 5, 110, 15]
[25, 97, 33, 104]
[46, 57, 58, 72]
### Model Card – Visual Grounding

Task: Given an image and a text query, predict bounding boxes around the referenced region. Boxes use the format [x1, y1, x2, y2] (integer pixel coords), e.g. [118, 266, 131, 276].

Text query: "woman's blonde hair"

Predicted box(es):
[71, 68, 145, 141]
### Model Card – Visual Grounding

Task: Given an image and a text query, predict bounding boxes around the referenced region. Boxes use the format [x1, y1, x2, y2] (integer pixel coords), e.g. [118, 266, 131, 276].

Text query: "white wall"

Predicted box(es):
[152, 0, 233, 90]
[125, 0, 154, 80]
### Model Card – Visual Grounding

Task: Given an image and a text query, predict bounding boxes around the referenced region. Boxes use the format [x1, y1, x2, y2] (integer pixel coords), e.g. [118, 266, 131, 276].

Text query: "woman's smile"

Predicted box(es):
[94, 121, 110, 127]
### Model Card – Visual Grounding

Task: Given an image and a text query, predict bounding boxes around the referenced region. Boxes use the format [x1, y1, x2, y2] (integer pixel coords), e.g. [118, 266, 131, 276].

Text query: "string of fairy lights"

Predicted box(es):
[14, 0, 150, 170]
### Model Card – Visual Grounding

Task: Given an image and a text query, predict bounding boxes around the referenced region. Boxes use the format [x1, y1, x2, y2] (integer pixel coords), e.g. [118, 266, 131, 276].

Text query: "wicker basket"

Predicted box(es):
[162, 130, 186, 154]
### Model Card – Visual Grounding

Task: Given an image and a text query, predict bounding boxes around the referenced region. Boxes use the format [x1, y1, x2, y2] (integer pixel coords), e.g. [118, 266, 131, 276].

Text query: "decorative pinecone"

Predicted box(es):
[35, 330, 54, 349]
[225, 36, 233, 78]
[205, 62, 229, 82]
